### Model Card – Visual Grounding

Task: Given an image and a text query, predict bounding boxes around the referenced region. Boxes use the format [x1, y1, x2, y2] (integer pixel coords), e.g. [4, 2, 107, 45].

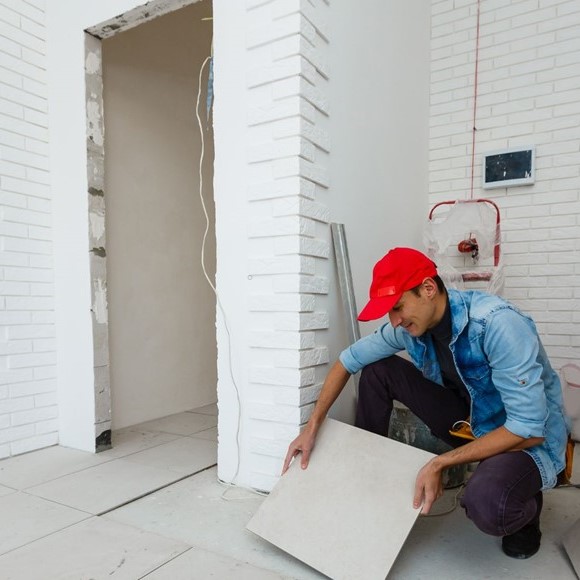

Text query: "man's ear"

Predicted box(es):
[421, 277, 438, 298]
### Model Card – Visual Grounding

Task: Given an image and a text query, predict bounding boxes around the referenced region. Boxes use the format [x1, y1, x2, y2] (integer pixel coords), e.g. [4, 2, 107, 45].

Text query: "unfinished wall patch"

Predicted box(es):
[85, 32, 112, 448]
[90, 211, 106, 242]
[86, 0, 200, 39]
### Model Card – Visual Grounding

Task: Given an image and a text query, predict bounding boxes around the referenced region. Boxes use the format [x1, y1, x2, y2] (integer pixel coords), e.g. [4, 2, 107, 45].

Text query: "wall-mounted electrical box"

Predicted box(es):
[482, 146, 535, 189]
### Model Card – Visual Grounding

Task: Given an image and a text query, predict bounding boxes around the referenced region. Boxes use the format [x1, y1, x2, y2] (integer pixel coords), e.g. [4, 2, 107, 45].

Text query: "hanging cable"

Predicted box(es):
[195, 55, 244, 490]
[469, 0, 482, 200]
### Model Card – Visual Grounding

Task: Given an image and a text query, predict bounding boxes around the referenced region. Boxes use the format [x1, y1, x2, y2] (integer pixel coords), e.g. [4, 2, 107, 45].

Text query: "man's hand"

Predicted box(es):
[413, 458, 444, 515]
[282, 426, 318, 474]
[280, 360, 351, 475]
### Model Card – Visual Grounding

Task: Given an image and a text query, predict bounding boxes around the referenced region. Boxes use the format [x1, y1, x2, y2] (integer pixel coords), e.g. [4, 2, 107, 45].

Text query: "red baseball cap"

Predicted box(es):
[358, 248, 438, 322]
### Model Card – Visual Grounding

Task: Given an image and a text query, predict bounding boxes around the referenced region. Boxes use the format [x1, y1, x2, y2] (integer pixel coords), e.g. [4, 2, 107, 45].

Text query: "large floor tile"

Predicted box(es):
[142, 546, 294, 579]
[26, 458, 186, 515]
[563, 516, 580, 579]
[98, 428, 181, 460]
[0, 445, 110, 490]
[131, 412, 217, 436]
[0, 517, 189, 580]
[0, 492, 89, 556]
[104, 468, 323, 579]
[247, 419, 435, 580]
[123, 437, 216, 475]
[189, 426, 217, 442]
[187, 403, 217, 416]
[389, 480, 580, 579]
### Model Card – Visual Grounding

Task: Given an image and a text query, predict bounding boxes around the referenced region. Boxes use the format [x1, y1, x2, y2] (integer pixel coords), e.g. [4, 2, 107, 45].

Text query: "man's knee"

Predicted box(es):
[460, 476, 503, 536]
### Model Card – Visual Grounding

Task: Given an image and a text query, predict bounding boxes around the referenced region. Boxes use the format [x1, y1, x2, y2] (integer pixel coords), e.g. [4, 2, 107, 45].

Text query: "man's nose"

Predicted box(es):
[389, 312, 401, 328]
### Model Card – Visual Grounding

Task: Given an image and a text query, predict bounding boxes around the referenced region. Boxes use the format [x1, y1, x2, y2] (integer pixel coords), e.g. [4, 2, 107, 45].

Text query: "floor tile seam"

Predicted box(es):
[0, 513, 95, 559]
[185, 410, 218, 416]
[127, 426, 214, 437]
[20, 442, 200, 492]
[0, 483, 18, 493]
[11, 456, 121, 492]
[120, 454, 217, 476]
[19, 487, 96, 515]
[100, 433, 189, 460]
[96, 463, 218, 517]
[136, 546, 196, 579]
[187, 428, 218, 441]
[16, 456, 137, 493]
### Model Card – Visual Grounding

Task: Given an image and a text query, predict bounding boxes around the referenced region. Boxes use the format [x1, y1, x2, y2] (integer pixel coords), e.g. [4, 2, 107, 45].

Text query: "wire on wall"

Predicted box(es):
[469, 0, 482, 200]
[195, 55, 244, 490]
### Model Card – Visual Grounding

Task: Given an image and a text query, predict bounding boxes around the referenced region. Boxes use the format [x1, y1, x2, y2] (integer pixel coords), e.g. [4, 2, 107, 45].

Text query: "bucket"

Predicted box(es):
[388, 402, 467, 488]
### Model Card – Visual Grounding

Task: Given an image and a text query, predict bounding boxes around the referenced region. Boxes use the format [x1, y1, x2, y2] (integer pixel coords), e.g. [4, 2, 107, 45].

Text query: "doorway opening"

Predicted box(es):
[85, 0, 217, 446]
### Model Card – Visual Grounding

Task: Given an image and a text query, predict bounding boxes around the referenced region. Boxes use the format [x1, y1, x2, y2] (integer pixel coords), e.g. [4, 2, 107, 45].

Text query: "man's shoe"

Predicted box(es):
[501, 519, 542, 559]
[502, 491, 543, 559]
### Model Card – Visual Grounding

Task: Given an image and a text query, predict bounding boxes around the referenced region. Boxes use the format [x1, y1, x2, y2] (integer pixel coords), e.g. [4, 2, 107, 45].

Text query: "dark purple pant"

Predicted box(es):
[355, 356, 543, 536]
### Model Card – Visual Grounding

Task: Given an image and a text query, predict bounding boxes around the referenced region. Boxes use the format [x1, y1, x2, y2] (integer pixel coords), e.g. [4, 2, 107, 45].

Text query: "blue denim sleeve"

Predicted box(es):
[483, 308, 548, 439]
[339, 323, 407, 374]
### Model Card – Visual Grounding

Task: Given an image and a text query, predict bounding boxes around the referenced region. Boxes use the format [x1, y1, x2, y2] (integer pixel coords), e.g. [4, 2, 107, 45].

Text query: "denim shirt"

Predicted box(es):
[339, 289, 567, 489]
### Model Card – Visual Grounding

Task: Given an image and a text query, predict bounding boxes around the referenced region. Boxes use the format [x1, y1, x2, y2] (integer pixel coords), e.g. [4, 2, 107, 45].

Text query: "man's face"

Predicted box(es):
[388, 286, 439, 337]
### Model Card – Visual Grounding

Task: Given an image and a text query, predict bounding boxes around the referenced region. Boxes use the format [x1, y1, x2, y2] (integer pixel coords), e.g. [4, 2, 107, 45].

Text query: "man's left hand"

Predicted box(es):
[413, 459, 444, 515]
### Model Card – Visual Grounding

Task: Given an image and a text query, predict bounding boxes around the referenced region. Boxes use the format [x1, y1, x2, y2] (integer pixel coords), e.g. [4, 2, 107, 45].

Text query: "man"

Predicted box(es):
[283, 247, 568, 559]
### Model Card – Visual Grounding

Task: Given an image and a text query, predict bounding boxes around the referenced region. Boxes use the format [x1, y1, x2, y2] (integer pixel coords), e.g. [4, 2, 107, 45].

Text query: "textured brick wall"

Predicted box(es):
[0, 0, 56, 459]
[243, 0, 331, 491]
[429, 0, 580, 369]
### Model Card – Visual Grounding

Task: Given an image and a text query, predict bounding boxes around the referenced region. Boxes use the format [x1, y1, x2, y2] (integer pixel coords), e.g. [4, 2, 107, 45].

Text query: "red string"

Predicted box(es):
[469, 0, 481, 200]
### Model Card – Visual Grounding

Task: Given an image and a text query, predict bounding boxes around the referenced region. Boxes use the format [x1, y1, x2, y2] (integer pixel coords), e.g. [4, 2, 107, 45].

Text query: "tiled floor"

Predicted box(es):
[0, 408, 578, 579]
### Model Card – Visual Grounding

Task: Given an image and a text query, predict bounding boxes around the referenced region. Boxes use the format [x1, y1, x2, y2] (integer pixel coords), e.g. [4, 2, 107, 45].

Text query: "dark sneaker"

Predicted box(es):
[502, 492, 542, 559]
[502, 519, 542, 559]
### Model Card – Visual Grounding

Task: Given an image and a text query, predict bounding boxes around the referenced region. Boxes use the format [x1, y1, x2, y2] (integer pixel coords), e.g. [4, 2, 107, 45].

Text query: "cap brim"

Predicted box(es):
[357, 293, 401, 322]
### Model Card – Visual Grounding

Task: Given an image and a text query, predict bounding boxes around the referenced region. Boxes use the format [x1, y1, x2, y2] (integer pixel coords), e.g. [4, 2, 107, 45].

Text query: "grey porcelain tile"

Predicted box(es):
[104, 468, 323, 579]
[187, 403, 218, 416]
[142, 546, 294, 579]
[247, 419, 436, 580]
[122, 437, 216, 475]
[131, 412, 217, 436]
[390, 483, 580, 579]
[0, 445, 110, 490]
[563, 516, 580, 579]
[189, 426, 217, 442]
[0, 492, 89, 556]
[0, 517, 189, 580]
[98, 428, 181, 460]
[0, 483, 16, 497]
[26, 458, 186, 515]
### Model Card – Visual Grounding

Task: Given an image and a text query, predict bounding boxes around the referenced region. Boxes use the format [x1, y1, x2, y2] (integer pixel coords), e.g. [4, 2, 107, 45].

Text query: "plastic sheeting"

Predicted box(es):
[424, 200, 504, 295]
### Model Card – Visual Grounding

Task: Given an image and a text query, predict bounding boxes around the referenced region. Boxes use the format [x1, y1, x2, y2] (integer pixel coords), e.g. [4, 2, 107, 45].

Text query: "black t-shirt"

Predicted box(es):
[428, 298, 470, 402]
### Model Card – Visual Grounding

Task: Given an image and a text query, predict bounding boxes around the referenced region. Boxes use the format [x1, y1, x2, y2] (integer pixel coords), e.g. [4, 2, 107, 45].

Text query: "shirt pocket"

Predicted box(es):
[461, 363, 491, 382]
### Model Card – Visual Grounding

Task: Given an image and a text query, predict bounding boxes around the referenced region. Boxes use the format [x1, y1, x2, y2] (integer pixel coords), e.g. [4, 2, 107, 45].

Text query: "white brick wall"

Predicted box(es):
[429, 0, 580, 369]
[0, 0, 56, 459]
[244, 0, 331, 491]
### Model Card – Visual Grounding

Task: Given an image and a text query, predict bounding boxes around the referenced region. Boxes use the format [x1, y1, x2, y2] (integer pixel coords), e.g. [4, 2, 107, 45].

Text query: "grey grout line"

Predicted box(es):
[137, 547, 196, 579]
[96, 463, 218, 517]
[0, 514, 94, 560]
[8, 432, 190, 491]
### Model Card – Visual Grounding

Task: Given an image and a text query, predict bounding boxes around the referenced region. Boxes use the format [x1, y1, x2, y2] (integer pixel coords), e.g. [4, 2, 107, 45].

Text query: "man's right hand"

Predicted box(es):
[281, 426, 318, 474]
[280, 360, 351, 475]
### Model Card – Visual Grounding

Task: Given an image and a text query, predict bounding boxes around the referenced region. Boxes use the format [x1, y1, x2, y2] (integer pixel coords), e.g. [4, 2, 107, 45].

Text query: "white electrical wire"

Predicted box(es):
[196, 54, 269, 501]
[195, 56, 243, 489]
